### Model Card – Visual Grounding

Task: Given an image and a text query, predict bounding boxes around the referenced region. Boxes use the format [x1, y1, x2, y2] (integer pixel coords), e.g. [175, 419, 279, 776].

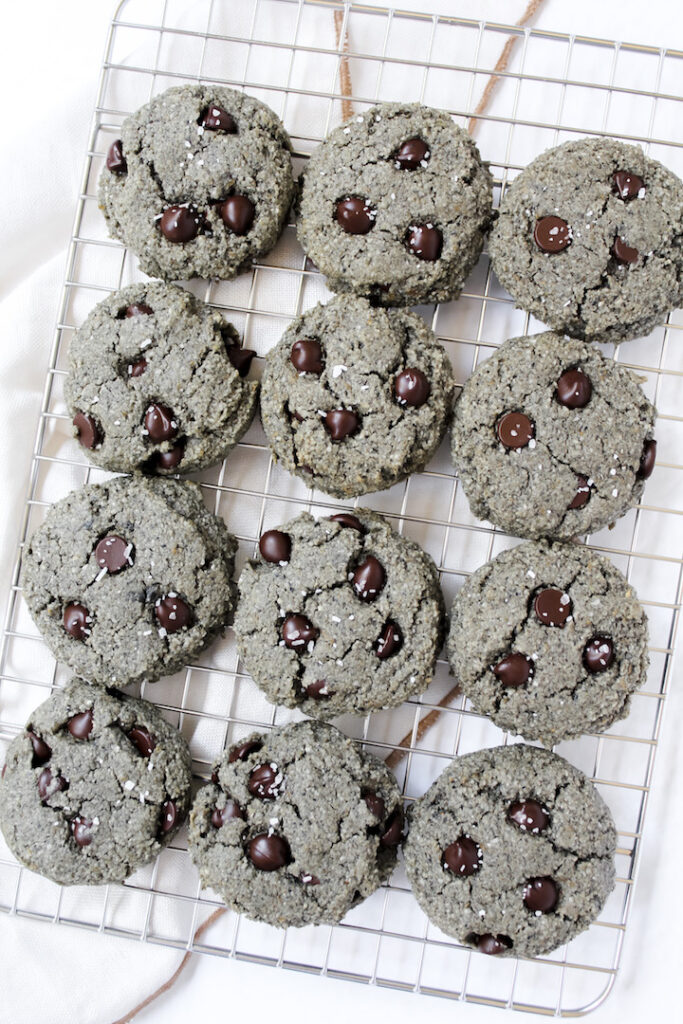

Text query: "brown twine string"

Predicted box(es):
[333, 9, 354, 121]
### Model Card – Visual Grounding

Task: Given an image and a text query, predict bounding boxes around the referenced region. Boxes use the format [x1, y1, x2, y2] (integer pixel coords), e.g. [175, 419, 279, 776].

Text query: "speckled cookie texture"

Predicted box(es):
[233, 509, 445, 718]
[188, 720, 403, 927]
[260, 295, 455, 497]
[297, 103, 493, 306]
[98, 84, 295, 281]
[489, 137, 683, 344]
[0, 679, 192, 886]
[65, 281, 258, 475]
[22, 476, 237, 687]
[447, 540, 648, 745]
[450, 332, 657, 541]
[404, 744, 616, 958]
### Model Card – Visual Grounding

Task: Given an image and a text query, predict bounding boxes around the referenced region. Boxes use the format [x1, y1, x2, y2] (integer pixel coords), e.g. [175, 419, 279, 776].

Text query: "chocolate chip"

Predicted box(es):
[523, 876, 559, 913]
[352, 555, 386, 602]
[335, 196, 376, 234]
[363, 790, 386, 819]
[144, 403, 178, 442]
[394, 138, 430, 170]
[473, 933, 512, 955]
[305, 680, 331, 699]
[556, 368, 592, 409]
[73, 413, 102, 450]
[71, 816, 94, 848]
[220, 195, 255, 235]
[380, 808, 403, 847]
[406, 224, 442, 261]
[95, 534, 132, 574]
[226, 345, 256, 376]
[329, 513, 365, 533]
[124, 302, 153, 317]
[201, 105, 237, 132]
[534, 215, 571, 253]
[300, 872, 320, 885]
[583, 635, 615, 673]
[496, 411, 535, 449]
[442, 835, 481, 876]
[324, 409, 361, 441]
[612, 235, 638, 264]
[248, 833, 291, 870]
[211, 799, 244, 826]
[161, 799, 178, 833]
[128, 726, 157, 757]
[106, 139, 127, 174]
[282, 613, 319, 649]
[27, 731, 51, 767]
[533, 588, 572, 627]
[153, 442, 185, 471]
[248, 763, 283, 800]
[210, 770, 219, 783]
[492, 652, 534, 688]
[154, 594, 192, 633]
[159, 204, 202, 243]
[37, 767, 67, 802]
[637, 438, 657, 479]
[228, 740, 262, 763]
[259, 530, 291, 564]
[570, 474, 591, 510]
[375, 620, 402, 660]
[128, 357, 148, 377]
[291, 338, 324, 374]
[612, 170, 644, 201]
[63, 603, 92, 640]
[67, 710, 93, 740]
[394, 368, 431, 407]
[507, 799, 550, 833]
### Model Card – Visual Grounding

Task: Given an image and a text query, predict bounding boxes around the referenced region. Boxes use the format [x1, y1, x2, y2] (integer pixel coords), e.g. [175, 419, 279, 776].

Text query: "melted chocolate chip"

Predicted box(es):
[406, 224, 442, 261]
[442, 836, 481, 876]
[201, 105, 237, 132]
[153, 442, 185, 471]
[379, 808, 403, 847]
[38, 767, 67, 802]
[375, 620, 403, 659]
[394, 368, 431, 407]
[124, 302, 153, 317]
[63, 603, 92, 640]
[226, 345, 256, 376]
[27, 731, 51, 767]
[282, 613, 319, 649]
[570, 474, 591, 510]
[106, 139, 127, 174]
[305, 680, 331, 699]
[248, 762, 283, 800]
[612, 236, 638, 264]
[492, 652, 534, 688]
[329, 513, 365, 533]
[394, 138, 430, 170]
[95, 534, 132, 574]
[220, 195, 255, 235]
[534, 216, 571, 253]
[533, 588, 572, 627]
[474, 933, 512, 955]
[128, 726, 157, 757]
[637, 438, 657, 479]
[496, 411, 535, 449]
[291, 338, 324, 374]
[160, 204, 202, 243]
[324, 409, 361, 441]
[228, 740, 262, 763]
[154, 594, 193, 633]
[248, 833, 291, 870]
[556, 369, 592, 409]
[352, 555, 386, 602]
[523, 876, 559, 913]
[73, 413, 102, 450]
[70, 816, 94, 847]
[144, 403, 178, 442]
[67, 710, 93, 740]
[161, 799, 178, 833]
[211, 800, 244, 826]
[259, 530, 291, 564]
[128, 357, 148, 377]
[507, 799, 550, 833]
[335, 197, 376, 234]
[583, 635, 615, 673]
[363, 790, 386, 819]
[612, 170, 644, 201]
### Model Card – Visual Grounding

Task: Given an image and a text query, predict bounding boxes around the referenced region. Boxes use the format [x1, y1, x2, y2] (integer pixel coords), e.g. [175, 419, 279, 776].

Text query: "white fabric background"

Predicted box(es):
[0, 1, 681, 1022]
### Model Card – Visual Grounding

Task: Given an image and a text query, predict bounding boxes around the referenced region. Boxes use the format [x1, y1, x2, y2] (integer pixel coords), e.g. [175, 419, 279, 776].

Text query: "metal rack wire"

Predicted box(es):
[0, 0, 681, 1015]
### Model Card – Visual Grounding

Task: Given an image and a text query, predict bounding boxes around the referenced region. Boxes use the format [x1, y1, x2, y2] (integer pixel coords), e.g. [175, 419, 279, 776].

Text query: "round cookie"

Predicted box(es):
[22, 476, 237, 687]
[450, 332, 657, 540]
[188, 720, 402, 927]
[403, 744, 616, 958]
[489, 137, 683, 344]
[65, 281, 258, 475]
[448, 540, 648, 745]
[98, 84, 295, 281]
[297, 102, 493, 306]
[260, 295, 455, 497]
[234, 509, 445, 718]
[0, 679, 192, 886]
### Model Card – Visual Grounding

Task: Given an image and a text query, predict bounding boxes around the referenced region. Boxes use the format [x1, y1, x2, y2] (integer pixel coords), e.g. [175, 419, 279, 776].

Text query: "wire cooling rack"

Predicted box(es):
[1, 0, 682, 1016]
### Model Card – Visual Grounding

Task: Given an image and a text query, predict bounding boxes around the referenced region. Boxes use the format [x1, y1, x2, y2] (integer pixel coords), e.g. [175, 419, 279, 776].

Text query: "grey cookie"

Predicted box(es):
[98, 84, 295, 281]
[260, 295, 455, 498]
[188, 720, 402, 927]
[489, 137, 683, 344]
[447, 540, 648, 745]
[297, 103, 493, 306]
[404, 744, 616, 958]
[450, 332, 657, 541]
[65, 281, 258, 475]
[22, 476, 237, 687]
[0, 679, 192, 886]
[234, 509, 445, 718]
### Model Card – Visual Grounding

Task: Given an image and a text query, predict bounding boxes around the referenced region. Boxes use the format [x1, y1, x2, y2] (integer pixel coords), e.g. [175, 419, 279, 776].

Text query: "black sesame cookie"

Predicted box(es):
[233, 509, 445, 718]
[0, 679, 192, 886]
[22, 477, 237, 687]
[447, 540, 648, 745]
[297, 103, 493, 306]
[188, 720, 402, 927]
[450, 332, 657, 541]
[260, 295, 455, 497]
[98, 84, 295, 281]
[489, 138, 683, 344]
[65, 281, 258, 475]
[404, 744, 616, 959]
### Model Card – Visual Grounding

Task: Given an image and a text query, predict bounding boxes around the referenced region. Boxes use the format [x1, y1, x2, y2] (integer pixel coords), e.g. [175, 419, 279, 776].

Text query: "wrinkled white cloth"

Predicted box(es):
[0, 1, 682, 1023]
